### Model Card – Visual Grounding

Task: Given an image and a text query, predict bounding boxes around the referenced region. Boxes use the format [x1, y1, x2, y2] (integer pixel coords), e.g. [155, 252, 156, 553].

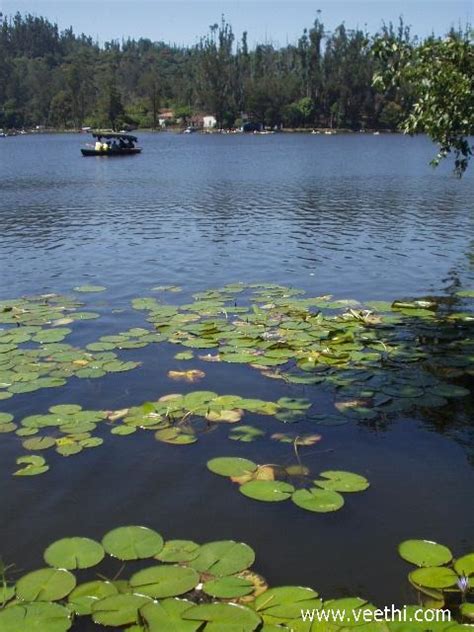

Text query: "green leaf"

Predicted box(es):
[240, 480, 295, 502]
[291, 488, 344, 513]
[314, 470, 370, 493]
[102, 526, 164, 560]
[67, 580, 118, 615]
[140, 599, 201, 631]
[183, 602, 262, 631]
[44, 537, 104, 570]
[398, 540, 453, 567]
[203, 576, 254, 598]
[0, 602, 72, 632]
[190, 541, 255, 577]
[454, 553, 474, 577]
[130, 565, 199, 598]
[254, 586, 321, 619]
[92, 594, 151, 626]
[73, 285, 106, 293]
[156, 540, 201, 563]
[16, 568, 76, 601]
[207, 457, 258, 477]
[409, 566, 458, 589]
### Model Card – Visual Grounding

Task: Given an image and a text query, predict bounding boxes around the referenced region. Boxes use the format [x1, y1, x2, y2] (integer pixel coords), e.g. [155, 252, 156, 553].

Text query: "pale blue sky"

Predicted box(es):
[1, 1, 471, 47]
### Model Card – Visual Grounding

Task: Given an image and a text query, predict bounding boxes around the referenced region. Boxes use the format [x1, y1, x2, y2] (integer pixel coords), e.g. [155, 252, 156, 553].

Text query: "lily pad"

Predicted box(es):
[315, 471, 370, 493]
[203, 576, 255, 598]
[398, 540, 453, 567]
[140, 599, 201, 631]
[240, 480, 295, 502]
[67, 580, 118, 615]
[190, 541, 255, 577]
[183, 602, 261, 631]
[0, 602, 72, 632]
[291, 488, 344, 513]
[454, 553, 474, 577]
[207, 457, 258, 478]
[44, 537, 105, 570]
[73, 285, 106, 293]
[102, 526, 164, 560]
[130, 565, 200, 598]
[156, 540, 201, 563]
[92, 594, 151, 626]
[16, 568, 76, 601]
[409, 566, 458, 589]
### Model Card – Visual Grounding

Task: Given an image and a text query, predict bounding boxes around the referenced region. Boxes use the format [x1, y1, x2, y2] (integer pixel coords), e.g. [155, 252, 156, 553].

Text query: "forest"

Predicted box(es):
[0, 12, 467, 131]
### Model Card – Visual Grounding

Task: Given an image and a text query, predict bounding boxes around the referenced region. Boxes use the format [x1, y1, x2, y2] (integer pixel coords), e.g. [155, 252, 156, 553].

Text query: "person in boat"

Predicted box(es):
[95, 139, 102, 151]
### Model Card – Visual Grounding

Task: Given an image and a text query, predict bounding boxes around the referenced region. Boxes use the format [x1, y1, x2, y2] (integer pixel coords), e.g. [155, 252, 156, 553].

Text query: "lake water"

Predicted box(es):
[0, 133, 473, 615]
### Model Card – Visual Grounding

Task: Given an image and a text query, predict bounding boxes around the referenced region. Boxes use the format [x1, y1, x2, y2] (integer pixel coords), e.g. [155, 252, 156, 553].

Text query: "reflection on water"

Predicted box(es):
[0, 133, 473, 608]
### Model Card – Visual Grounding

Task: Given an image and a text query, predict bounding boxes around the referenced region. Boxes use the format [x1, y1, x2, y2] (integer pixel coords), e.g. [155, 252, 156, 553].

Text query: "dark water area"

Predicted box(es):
[0, 132, 473, 613]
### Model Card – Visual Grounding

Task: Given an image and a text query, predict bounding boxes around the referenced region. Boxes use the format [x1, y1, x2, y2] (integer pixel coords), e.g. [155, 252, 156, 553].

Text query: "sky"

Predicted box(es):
[1, 0, 471, 47]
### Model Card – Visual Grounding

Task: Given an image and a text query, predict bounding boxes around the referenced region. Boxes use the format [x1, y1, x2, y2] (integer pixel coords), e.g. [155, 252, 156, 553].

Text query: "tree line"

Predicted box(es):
[0, 12, 468, 133]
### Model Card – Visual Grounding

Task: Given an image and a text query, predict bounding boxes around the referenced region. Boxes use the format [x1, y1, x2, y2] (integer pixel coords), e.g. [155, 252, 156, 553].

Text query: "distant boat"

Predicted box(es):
[373, 131, 380, 136]
[81, 131, 142, 156]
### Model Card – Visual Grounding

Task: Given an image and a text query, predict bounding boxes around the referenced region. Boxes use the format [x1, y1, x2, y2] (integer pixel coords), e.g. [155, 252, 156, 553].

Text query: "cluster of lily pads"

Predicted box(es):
[399, 539, 474, 616]
[132, 283, 473, 421]
[207, 457, 369, 513]
[0, 293, 141, 400]
[2, 392, 310, 476]
[1, 527, 473, 631]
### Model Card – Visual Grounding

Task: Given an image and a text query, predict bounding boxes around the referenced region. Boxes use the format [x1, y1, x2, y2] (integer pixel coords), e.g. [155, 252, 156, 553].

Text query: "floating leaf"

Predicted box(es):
[190, 541, 255, 577]
[0, 602, 72, 632]
[253, 586, 321, 619]
[68, 580, 118, 615]
[409, 566, 458, 589]
[168, 369, 205, 382]
[130, 565, 200, 598]
[156, 540, 201, 563]
[240, 480, 295, 502]
[454, 553, 474, 577]
[140, 599, 201, 631]
[398, 540, 453, 567]
[207, 457, 258, 478]
[44, 537, 105, 570]
[16, 568, 76, 601]
[203, 576, 255, 598]
[291, 488, 344, 513]
[92, 594, 151, 626]
[102, 526, 164, 560]
[315, 471, 370, 493]
[183, 602, 261, 631]
[229, 425, 265, 442]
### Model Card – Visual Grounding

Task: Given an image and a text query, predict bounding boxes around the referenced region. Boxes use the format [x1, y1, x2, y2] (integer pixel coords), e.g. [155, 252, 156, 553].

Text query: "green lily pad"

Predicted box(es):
[102, 526, 164, 560]
[14, 455, 49, 476]
[203, 576, 255, 598]
[292, 488, 344, 513]
[207, 457, 258, 477]
[44, 537, 104, 570]
[22, 436, 56, 451]
[92, 594, 151, 626]
[49, 405, 82, 415]
[0, 602, 72, 632]
[183, 602, 261, 631]
[156, 540, 201, 563]
[229, 425, 266, 442]
[409, 566, 458, 589]
[315, 471, 370, 493]
[130, 565, 200, 598]
[67, 580, 118, 615]
[240, 480, 295, 502]
[398, 540, 453, 567]
[190, 541, 255, 577]
[16, 568, 76, 601]
[454, 553, 474, 576]
[254, 586, 321, 619]
[140, 599, 201, 631]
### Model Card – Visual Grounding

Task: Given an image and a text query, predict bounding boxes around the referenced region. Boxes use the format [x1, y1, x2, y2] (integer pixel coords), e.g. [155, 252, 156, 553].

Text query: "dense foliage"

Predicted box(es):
[0, 12, 423, 131]
[373, 29, 474, 175]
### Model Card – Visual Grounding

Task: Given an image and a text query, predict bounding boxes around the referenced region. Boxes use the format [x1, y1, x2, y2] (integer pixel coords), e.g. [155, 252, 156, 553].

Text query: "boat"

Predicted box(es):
[81, 132, 142, 156]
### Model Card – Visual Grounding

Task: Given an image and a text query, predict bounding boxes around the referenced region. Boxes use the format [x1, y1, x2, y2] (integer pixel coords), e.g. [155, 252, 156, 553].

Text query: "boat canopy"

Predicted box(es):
[92, 131, 138, 142]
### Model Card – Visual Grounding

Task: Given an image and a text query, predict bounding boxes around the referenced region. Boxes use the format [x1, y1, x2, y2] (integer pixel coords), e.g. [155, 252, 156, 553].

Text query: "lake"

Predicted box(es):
[0, 132, 473, 618]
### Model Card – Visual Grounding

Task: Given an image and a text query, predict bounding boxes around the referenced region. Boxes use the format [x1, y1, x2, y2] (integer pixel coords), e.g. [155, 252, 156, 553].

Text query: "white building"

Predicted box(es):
[203, 115, 217, 129]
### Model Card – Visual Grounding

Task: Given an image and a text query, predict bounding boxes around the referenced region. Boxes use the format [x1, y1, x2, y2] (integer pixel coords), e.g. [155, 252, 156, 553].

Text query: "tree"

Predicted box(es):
[373, 31, 474, 175]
